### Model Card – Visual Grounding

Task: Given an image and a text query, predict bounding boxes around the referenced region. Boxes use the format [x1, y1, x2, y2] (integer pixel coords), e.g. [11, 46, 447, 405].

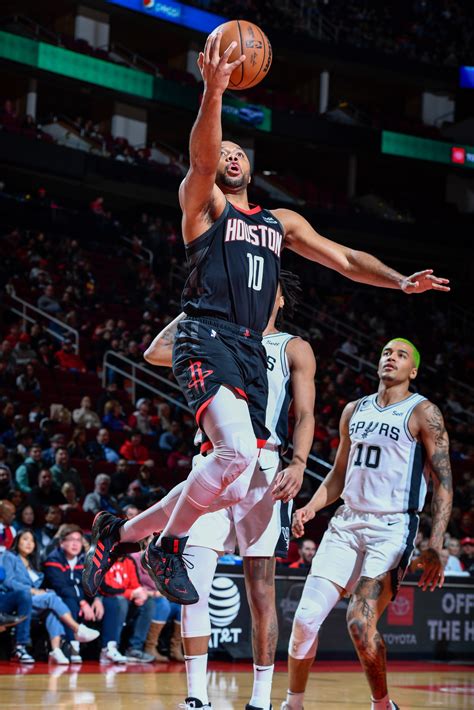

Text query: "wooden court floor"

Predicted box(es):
[0, 660, 472, 709]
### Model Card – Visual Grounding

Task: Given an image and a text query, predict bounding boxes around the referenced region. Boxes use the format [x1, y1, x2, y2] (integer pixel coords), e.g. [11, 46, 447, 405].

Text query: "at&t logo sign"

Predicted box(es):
[209, 576, 242, 646]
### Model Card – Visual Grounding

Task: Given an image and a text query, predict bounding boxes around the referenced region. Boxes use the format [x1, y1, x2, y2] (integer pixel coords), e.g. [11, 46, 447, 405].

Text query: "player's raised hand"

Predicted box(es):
[401, 269, 450, 294]
[414, 548, 445, 591]
[292, 506, 316, 538]
[272, 463, 305, 503]
[197, 31, 246, 95]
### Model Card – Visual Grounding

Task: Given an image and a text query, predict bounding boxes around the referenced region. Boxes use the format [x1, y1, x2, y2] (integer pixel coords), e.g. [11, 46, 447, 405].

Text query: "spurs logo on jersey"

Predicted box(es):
[342, 392, 428, 514]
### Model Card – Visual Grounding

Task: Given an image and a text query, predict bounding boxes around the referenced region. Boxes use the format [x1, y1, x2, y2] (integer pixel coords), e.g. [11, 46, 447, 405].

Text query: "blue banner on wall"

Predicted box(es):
[460, 66, 474, 89]
[107, 0, 226, 33]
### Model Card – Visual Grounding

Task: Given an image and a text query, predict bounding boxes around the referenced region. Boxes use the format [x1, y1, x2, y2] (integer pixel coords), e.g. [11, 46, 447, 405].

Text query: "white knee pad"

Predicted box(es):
[181, 546, 218, 639]
[289, 576, 341, 660]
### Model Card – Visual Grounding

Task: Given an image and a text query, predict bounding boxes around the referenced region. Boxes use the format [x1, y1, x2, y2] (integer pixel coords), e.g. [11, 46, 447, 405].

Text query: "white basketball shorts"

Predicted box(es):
[187, 448, 292, 557]
[310, 504, 419, 599]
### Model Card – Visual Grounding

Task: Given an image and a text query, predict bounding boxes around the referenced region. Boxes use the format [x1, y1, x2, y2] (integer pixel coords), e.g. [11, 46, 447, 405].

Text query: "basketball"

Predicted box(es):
[212, 20, 272, 90]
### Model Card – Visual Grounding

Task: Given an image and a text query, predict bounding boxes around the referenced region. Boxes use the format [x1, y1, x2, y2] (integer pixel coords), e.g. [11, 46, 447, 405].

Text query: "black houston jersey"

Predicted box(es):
[181, 201, 283, 333]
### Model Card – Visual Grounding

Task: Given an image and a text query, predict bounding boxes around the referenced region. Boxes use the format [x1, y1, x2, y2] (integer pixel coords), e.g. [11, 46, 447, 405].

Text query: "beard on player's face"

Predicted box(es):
[217, 168, 250, 192]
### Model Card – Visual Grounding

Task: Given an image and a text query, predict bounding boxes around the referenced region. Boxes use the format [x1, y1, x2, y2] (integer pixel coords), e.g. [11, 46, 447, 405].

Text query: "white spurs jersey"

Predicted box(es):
[342, 392, 428, 514]
[263, 332, 296, 449]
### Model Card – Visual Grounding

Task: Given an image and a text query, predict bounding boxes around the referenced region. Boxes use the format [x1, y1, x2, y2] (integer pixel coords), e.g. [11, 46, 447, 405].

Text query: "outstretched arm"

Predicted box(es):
[412, 400, 453, 590]
[179, 32, 245, 243]
[272, 338, 316, 503]
[273, 208, 450, 294]
[143, 313, 185, 367]
[292, 401, 356, 537]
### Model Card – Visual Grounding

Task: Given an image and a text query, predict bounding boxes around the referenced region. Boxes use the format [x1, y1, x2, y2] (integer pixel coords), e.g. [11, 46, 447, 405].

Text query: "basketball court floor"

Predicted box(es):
[0, 660, 472, 709]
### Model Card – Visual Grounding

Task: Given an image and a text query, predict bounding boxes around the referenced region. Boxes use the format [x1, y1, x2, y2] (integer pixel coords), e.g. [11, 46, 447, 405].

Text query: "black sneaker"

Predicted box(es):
[246, 705, 272, 709]
[0, 612, 27, 628]
[141, 535, 199, 605]
[82, 511, 140, 596]
[181, 699, 212, 709]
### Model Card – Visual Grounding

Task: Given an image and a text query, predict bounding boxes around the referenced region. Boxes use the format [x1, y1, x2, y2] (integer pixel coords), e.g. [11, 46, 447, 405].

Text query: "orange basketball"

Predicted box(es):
[211, 20, 272, 90]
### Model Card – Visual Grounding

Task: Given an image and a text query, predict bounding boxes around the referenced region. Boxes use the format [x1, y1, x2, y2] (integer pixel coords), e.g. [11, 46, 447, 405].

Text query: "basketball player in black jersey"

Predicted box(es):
[83, 31, 450, 605]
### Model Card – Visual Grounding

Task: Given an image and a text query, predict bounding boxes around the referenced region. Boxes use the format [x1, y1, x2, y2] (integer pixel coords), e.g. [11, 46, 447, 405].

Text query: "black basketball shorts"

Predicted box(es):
[172, 316, 270, 444]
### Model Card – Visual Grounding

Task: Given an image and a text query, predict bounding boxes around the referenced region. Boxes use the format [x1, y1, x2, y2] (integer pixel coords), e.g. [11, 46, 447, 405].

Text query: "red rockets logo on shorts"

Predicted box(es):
[187, 360, 214, 393]
[224, 218, 283, 257]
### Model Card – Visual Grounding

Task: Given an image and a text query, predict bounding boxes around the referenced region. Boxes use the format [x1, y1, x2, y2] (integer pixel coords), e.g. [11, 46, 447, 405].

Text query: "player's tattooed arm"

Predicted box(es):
[291, 401, 356, 537]
[413, 401, 453, 590]
[143, 312, 185, 367]
[418, 401, 453, 550]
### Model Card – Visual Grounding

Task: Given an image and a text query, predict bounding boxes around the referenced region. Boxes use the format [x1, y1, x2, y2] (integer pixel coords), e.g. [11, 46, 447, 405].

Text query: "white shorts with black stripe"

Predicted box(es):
[310, 504, 419, 599]
[187, 449, 292, 557]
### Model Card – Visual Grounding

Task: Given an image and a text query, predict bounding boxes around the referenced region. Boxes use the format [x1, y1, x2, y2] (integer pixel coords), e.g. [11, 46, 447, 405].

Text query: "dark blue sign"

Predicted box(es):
[460, 66, 474, 89]
[106, 0, 226, 33]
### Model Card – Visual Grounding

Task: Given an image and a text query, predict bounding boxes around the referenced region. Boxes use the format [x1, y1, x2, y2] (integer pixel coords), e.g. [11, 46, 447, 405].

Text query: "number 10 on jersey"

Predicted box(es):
[247, 253, 264, 291]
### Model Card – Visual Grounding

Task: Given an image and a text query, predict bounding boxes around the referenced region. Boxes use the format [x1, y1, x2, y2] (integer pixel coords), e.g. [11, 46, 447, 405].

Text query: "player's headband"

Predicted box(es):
[381, 338, 420, 369]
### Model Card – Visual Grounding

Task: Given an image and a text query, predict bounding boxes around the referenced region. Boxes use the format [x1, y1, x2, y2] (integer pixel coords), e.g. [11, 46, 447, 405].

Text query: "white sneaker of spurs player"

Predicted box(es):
[49, 647, 70, 665]
[100, 641, 128, 664]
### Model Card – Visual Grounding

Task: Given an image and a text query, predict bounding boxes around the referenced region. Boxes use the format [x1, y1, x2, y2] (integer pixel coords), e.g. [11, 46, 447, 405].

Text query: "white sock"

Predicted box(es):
[185, 653, 209, 704]
[371, 695, 394, 710]
[285, 690, 305, 709]
[249, 663, 273, 708]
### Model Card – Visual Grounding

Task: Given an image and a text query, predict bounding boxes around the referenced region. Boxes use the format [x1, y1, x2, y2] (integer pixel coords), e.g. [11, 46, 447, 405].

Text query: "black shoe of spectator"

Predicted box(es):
[0, 612, 27, 628]
[183, 699, 212, 708]
[82, 511, 140, 596]
[141, 535, 199, 605]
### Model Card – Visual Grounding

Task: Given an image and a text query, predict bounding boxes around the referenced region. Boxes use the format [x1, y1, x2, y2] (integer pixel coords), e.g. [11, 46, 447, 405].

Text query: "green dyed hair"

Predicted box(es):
[382, 338, 420, 369]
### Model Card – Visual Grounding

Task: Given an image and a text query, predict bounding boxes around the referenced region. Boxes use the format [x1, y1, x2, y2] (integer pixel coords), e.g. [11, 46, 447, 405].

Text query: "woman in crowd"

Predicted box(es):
[1, 530, 99, 664]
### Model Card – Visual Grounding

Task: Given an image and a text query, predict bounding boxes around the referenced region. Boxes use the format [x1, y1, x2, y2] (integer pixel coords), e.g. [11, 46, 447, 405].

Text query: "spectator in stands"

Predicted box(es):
[340, 336, 359, 357]
[97, 382, 120, 416]
[157, 402, 172, 432]
[0, 464, 15, 500]
[110, 458, 130, 497]
[67, 427, 89, 459]
[99, 554, 155, 663]
[72, 396, 101, 429]
[2, 531, 99, 664]
[55, 338, 86, 373]
[44, 524, 104, 663]
[42, 433, 66, 467]
[460, 537, 474, 575]
[13, 504, 37, 534]
[90, 196, 106, 216]
[447, 538, 463, 561]
[120, 480, 148, 511]
[119, 431, 150, 464]
[15, 444, 45, 493]
[0, 500, 17, 552]
[86, 428, 120, 463]
[16, 363, 41, 395]
[102, 400, 129, 431]
[37, 284, 62, 315]
[36, 505, 63, 555]
[128, 399, 156, 435]
[158, 420, 182, 453]
[37, 339, 55, 369]
[289, 538, 317, 570]
[0, 562, 34, 663]
[50, 447, 85, 498]
[11, 334, 37, 369]
[0, 341, 16, 374]
[27, 468, 66, 513]
[59, 482, 84, 517]
[83, 474, 121, 516]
